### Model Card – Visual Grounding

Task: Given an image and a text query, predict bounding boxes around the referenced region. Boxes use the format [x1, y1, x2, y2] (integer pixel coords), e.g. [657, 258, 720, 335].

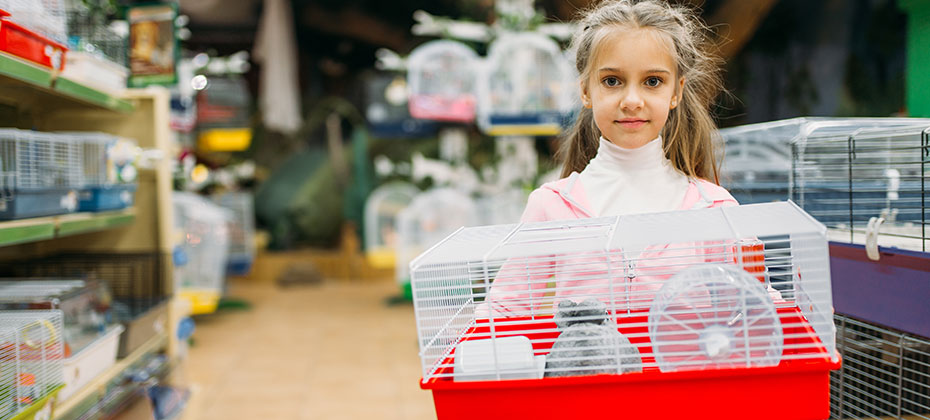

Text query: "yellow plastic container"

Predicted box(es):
[197, 128, 252, 152]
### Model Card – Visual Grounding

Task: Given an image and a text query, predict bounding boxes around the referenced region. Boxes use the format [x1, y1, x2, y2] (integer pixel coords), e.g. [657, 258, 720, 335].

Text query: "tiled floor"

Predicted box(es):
[180, 252, 437, 420]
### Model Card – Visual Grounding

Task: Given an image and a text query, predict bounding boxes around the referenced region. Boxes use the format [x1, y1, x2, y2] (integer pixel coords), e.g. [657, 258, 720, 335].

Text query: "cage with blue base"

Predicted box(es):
[0, 129, 81, 220]
[67, 132, 138, 212]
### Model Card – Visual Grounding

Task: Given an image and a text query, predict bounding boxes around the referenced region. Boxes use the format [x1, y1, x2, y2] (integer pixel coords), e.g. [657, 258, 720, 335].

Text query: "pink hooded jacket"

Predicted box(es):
[482, 172, 741, 317]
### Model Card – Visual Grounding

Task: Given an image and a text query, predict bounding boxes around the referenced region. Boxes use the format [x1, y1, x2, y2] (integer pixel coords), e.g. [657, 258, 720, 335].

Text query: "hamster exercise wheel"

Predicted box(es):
[649, 264, 783, 372]
[406, 40, 479, 122]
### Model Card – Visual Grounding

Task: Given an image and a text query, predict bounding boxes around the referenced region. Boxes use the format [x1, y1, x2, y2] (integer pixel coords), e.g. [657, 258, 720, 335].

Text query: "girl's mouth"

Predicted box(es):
[616, 119, 648, 129]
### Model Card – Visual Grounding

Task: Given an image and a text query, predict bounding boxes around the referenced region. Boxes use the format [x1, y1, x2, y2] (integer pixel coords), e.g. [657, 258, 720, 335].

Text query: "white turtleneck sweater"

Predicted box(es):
[578, 136, 690, 217]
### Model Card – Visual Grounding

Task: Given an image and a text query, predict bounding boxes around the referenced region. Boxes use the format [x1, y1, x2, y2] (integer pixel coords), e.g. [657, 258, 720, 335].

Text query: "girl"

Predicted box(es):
[484, 0, 742, 317]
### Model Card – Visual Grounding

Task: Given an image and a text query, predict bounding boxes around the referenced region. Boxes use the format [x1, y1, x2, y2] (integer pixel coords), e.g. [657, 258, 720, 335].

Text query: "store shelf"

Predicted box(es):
[57, 208, 137, 237]
[53, 333, 169, 420]
[0, 52, 133, 113]
[0, 208, 136, 247]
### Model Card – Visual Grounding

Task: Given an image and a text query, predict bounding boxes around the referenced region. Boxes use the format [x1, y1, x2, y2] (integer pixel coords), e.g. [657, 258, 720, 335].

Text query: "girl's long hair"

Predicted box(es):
[558, 0, 725, 184]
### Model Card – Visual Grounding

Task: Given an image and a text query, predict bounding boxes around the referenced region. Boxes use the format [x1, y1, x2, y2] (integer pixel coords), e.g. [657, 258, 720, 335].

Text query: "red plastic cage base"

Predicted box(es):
[421, 307, 840, 420]
[425, 361, 837, 420]
[0, 10, 68, 70]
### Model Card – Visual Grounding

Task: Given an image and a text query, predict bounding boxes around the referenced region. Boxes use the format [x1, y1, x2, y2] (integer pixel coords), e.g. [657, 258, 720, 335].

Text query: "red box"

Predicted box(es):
[0, 9, 67, 71]
[422, 308, 841, 420]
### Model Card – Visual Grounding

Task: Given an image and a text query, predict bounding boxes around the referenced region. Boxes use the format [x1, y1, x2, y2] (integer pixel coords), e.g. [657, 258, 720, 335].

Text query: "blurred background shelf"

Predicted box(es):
[0, 208, 136, 246]
[0, 52, 133, 114]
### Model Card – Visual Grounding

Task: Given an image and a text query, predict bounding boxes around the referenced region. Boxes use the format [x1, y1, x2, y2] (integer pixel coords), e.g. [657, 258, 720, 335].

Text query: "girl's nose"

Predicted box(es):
[620, 87, 644, 111]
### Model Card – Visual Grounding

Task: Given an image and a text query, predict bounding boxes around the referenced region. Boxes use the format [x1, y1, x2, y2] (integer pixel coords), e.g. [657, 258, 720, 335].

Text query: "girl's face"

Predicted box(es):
[583, 27, 684, 149]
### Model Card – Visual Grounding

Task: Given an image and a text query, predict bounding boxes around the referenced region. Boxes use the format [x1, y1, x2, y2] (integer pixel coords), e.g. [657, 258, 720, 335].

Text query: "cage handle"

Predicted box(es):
[865, 216, 885, 261]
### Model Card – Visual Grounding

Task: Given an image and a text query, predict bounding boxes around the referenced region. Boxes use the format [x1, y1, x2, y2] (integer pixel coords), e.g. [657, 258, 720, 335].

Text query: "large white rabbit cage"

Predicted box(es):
[406, 40, 479, 122]
[477, 33, 576, 136]
[410, 202, 839, 419]
[0, 310, 64, 420]
[173, 192, 232, 315]
[212, 192, 256, 276]
[719, 117, 930, 205]
[363, 181, 419, 270]
[395, 188, 478, 299]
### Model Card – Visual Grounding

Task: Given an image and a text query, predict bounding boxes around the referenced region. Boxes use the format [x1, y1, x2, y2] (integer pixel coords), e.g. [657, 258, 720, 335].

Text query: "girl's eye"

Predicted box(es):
[645, 76, 662, 87]
[603, 76, 621, 87]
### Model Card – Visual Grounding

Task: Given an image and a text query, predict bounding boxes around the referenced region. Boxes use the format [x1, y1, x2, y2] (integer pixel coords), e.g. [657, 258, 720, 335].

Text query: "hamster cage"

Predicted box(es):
[410, 202, 839, 419]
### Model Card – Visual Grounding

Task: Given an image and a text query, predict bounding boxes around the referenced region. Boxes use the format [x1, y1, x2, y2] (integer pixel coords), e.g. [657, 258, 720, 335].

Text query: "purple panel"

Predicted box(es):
[829, 242, 930, 338]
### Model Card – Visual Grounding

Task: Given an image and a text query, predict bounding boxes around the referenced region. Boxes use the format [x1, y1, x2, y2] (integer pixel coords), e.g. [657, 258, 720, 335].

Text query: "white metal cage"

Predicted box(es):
[831, 314, 930, 420]
[0, 0, 67, 43]
[477, 32, 576, 136]
[212, 192, 256, 275]
[395, 188, 478, 287]
[720, 117, 930, 205]
[363, 181, 419, 267]
[410, 202, 837, 384]
[792, 121, 930, 253]
[406, 40, 479, 122]
[0, 129, 81, 192]
[0, 310, 64, 420]
[172, 192, 232, 295]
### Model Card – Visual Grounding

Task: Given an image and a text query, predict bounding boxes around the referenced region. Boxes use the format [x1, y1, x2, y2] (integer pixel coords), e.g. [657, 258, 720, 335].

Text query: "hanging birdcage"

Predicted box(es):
[407, 40, 480, 123]
[365, 71, 438, 139]
[477, 33, 576, 136]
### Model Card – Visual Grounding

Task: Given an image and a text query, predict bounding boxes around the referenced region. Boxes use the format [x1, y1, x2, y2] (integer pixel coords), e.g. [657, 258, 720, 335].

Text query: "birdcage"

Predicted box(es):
[406, 40, 479, 123]
[410, 201, 839, 420]
[831, 314, 930, 420]
[364, 72, 438, 139]
[395, 188, 478, 297]
[69, 132, 138, 212]
[791, 121, 929, 253]
[363, 182, 419, 269]
[474, 189, 525, 226]
[0, 310, 65, 420]
[720, 117, 930, 205]
[0, 129, 81, 220]
[173, 192, 232, 315]
[4, 253, 169, 358]
[212, 192, 256, 276]
[477, 33, 576, 136]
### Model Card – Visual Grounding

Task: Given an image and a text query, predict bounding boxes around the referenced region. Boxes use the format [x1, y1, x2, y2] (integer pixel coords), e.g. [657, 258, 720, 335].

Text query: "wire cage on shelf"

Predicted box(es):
[363, 181, 419, 270]
[0, 0, 67, 44]
[0, 310, 65, 420]
[831, 314, 930, 420]
[0, 129, 81, 220]
[406, 40, 479, 123]
[212, 192, 256, 276]
[410, 201, 839, 420]
[395, 188, 478, 294]
[0, 280, 110, 358]
[70, 132, 138, 212]
[173, 192, 232, 315]
[477, 32, 576, 136]
[791, 121, 930, 253]
[3, 253, 169, 358]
